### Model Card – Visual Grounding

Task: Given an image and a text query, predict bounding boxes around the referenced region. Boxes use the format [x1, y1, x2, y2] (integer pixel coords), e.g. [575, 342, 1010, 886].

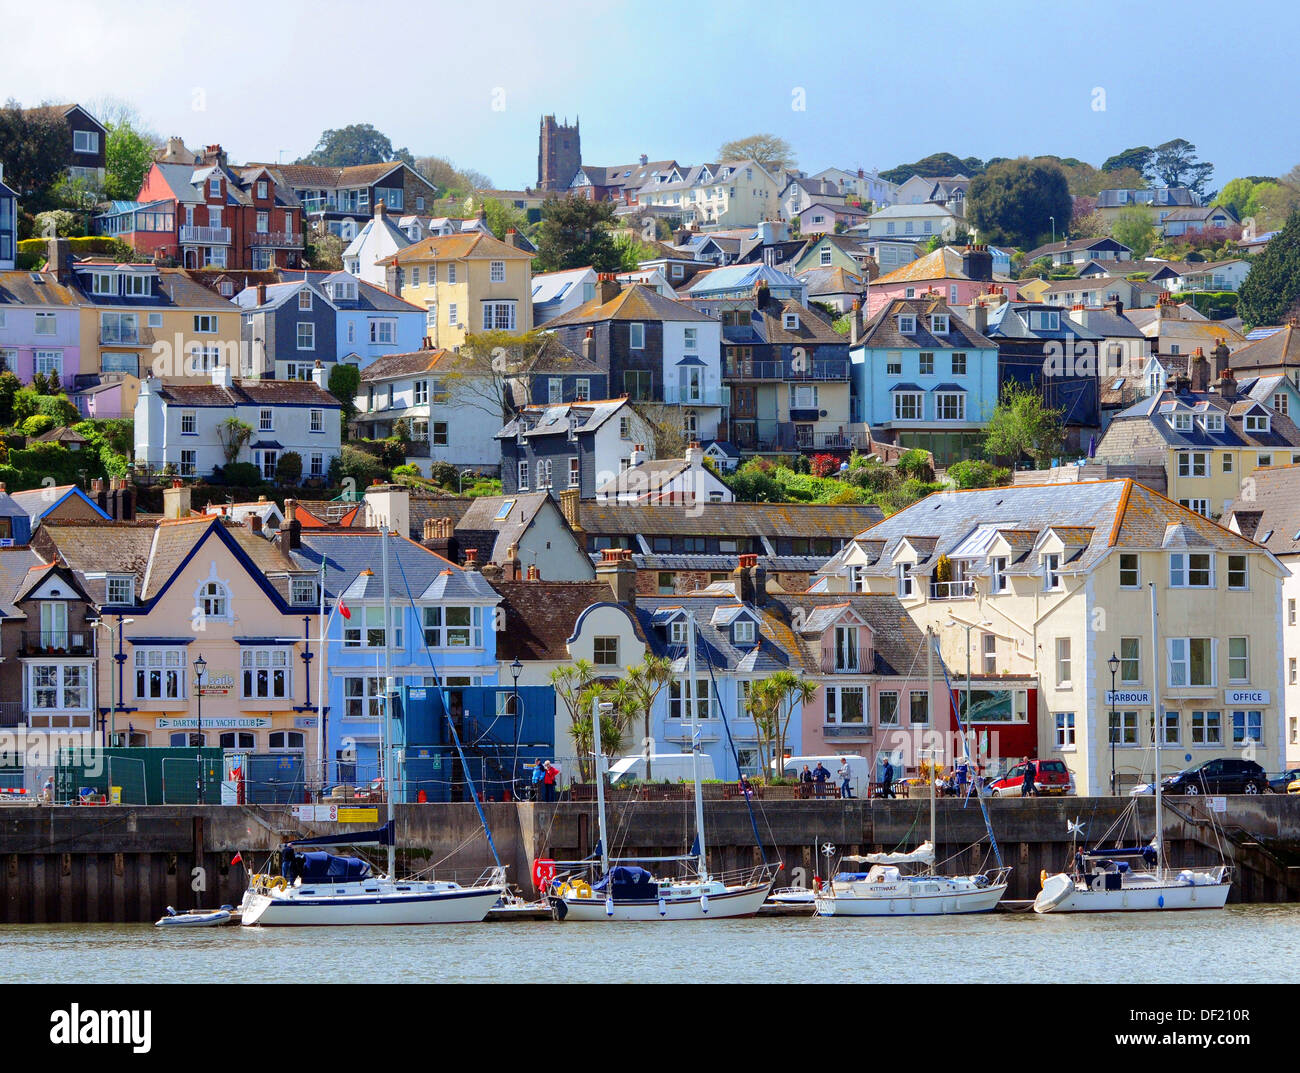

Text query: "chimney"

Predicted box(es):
[364, 483, 410, 539]
[629, 443, 648, 467]
[639, 154, 648, 166]
[1172, 373, 1192, 396]
[732, 553, 768, 606]
[374, 200, 386, 219]
[558, 487, 581, 529]
[504, 542, 521, 581]
[581, 327, 594, 363]
[1190, 347, 1209, 392]
[385, 260, 401, 296]
[1214, 366, 1237, 402]
[248, 514, 263, 535]
[162, 478, 192, 520]
[595, 274, 620, 304]
[596, 547, 637, 607]
[972, 299, 989, 335]
[526, 564, 541, 581]
[960, 244, 993, 283]
[311, 359, 325, 388]
[1212, 340, 1230, 384]
[462, 547, 479, 571]
[850, 299, 862, 346]
[283, 498, 301, 549]
[1107, 293, 1124, 317]
[685, 441, 704, 469]
[755, 278, 771, 311]
[422, 516, 454, 559]
[256, 283, 267, 306]
[46, 237, 71, 284]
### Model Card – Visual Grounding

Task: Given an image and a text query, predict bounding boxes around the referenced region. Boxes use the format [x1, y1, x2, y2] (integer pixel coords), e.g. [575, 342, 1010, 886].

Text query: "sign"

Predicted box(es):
[1225, 689, 1269, 705]
[337, 807, 379, 823]
[156, 717, 271, 729]
[1106, 690, 1152, 706]
[293, 716, 318, 729]
[199, 688, 230, 695]
[1210, 796, 1227, 814]
[292, 804, 338, 822]
[409, 688, 427, 700]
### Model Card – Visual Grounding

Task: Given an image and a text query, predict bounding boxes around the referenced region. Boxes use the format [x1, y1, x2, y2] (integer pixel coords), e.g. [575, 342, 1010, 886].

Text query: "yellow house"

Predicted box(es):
[381, 231, 533, 349]
[66, 260, 242, 382]
[816, 479, 1287, 795]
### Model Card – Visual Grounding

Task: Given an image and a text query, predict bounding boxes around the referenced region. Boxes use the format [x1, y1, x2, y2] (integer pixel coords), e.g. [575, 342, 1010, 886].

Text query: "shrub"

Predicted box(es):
[16, 236, 137, 262]
[391, 463, 421, 478]
[947, 459, 1012, 489]
[845, 463, 896, 493]
[896, 449, 935, 482]
[275, 451, 303, 485]
[427, 460, 460, 488]
[339, 444, 389, 488]
[0, 372, 21, 426]
[211, 462, 264, 486]
[20, 414, 56, 437]
[791, 454, 811, 474]
[36, 394, 81, 426]
[810, 453, 840, 479]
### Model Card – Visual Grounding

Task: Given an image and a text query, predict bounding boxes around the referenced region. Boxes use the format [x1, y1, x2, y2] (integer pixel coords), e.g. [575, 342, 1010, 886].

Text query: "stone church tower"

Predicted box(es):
[538, 115, 581, 192]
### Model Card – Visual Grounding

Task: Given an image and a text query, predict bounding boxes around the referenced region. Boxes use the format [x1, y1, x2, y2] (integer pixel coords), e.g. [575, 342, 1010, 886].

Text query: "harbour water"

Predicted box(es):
[3, 904, 1295, 984]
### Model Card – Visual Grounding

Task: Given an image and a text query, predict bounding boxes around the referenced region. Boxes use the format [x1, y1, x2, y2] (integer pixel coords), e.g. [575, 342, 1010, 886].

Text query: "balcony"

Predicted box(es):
[724, 359, 849, 381]
[930, 579, 976, 600]
[20, 630, 96, 657]
[662, 385, 723, 406]
[301, 197, 367, 216]
[248, 230, 304, 249]
[823, 723, 873, 739]
[179, 225, 231, 244]
[822, 650, 871, 674]
[98, 324, 155, 346]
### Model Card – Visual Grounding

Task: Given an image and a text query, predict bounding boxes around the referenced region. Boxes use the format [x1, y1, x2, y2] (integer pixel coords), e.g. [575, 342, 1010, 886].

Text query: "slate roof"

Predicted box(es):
[383, 231, 532, 265]
[871, 247, 982, 286]
[8, 485, 111, 524]
[1096, 388, 1300, 457]
[454, 493, 556, 565]
[856, 296, 995, 349]
[545, 283, 713, 327]
[636, 595, 792, 676]
[1226, 325, 1300, 372]
[1022, 237, 1133, 262]
[497, 398, 628, 441]
[289, 530, 496, 603]
[358, 349, 452, 383]
[577, 501, 882, 541]
[0, 547, 48, 619]
[152, 378, 341, 408]
[491, 580, 636, 662]
[682, 263, 806, 299]
[0, 271, 85, 309]
[1225, 465, 1300, 556]
[772, 593, 927, 677]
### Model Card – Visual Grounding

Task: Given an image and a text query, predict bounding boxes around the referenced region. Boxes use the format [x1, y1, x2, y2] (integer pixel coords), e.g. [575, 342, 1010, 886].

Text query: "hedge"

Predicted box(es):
[1168, 291, 1239, 320]
[17, 236, 137, 263]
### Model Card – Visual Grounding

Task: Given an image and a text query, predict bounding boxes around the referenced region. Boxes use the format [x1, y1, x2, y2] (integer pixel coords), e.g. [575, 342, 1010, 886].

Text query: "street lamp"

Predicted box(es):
[1108, 652, 1120, 795]
[90, 616, 135, 746]
[193, 654, 207, 802]
[510, 658, 523, 794]
[946, 616, 994, 776]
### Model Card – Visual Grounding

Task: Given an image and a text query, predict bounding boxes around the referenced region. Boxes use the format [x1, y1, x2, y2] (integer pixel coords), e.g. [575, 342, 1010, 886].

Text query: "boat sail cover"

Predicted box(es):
[840, 841, 936, 866]
[298, 851, 373, 882]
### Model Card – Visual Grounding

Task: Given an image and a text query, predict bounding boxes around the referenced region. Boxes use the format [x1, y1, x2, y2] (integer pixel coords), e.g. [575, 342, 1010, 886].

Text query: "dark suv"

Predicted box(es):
[1162, 758, 1268, 795]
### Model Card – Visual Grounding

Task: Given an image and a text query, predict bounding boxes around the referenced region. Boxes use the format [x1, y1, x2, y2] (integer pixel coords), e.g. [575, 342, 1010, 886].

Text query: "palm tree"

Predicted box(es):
[551, 660, 595, 777]
[747, 671, 820, 780]
[747, 678, 781, 780]
[627, 655, 673, 779]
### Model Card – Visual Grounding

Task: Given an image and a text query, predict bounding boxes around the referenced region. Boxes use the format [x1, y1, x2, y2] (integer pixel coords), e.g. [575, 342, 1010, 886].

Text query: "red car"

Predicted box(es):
[988, 759, 1072, 796]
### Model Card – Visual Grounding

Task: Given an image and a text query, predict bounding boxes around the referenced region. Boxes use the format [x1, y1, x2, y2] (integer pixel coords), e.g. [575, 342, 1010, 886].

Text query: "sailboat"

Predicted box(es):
[547, 611, 777, 921]
[240, 525, 507, 926]
[815, 626, 1011, 916]
[1034, 584, 1231, 913]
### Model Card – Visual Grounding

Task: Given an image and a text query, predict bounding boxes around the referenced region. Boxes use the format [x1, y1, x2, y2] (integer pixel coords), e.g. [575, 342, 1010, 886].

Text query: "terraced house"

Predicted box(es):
[816, 480, 1287, 795]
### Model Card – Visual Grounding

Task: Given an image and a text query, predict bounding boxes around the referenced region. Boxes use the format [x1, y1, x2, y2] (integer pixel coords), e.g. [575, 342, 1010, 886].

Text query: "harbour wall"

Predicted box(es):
[2, 796, 1299, 922]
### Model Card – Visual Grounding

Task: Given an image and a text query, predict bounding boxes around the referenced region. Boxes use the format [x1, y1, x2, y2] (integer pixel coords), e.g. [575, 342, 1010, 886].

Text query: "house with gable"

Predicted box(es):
[341, 201, 417, 288]
[258, 160, 439, 241]
[865, 245, 1015, 318]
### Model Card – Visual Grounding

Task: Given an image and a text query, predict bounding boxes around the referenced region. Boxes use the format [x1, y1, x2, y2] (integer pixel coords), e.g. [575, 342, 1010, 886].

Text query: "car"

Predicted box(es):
[1288, 778, 1300, 796]
[987, 759, 1072, 796]
[1132, 757, 1268, 796]
[1270, 768, 1300, 793]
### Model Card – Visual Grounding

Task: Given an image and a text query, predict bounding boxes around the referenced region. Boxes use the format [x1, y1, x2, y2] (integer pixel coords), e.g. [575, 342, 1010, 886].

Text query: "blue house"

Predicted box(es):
[9, 484, 112, 535]
[849, 296, 999, 465]
[0, 173, 17, 271]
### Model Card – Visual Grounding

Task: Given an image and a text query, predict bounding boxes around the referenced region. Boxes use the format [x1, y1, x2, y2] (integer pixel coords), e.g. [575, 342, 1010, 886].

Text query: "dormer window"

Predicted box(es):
[670, 620, 687, 644]
[783, 312, 799, 330]
[734, 619, 755, 645]
[90, 272, 116, 296]
[1245, 412, 1270, 433]
[1171, 412, 1192, 431]
[1042, 552, 1062, 591]
[1201, 413, 1224, 433]
[209, 177, 221, 198]
[897, 314, 916, 335]
[896, 563, 914, 598]
[1030, 310, 1060, 331]
[929, 314, 949, 334]
[990, 556, 1008, 593]
[298, 290, 312, 311]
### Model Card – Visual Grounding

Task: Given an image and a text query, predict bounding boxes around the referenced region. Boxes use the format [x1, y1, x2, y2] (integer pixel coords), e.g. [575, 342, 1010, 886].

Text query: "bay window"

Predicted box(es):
[423, 606, 481, 648]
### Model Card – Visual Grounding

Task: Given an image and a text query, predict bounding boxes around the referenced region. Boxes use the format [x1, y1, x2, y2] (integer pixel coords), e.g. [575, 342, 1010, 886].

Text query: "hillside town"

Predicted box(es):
[2, 101, 1300, 811]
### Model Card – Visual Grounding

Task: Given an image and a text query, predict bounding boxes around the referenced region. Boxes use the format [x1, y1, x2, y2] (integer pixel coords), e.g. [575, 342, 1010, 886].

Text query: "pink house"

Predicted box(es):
[866, 245, 1020, 318]
[0, 271, 85, 385]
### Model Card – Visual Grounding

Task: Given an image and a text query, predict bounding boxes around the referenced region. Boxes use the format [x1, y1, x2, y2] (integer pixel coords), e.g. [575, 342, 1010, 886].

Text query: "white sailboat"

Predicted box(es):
[1035, 584, 1230, 913]
[548, 611, 776, 921]
[815, 626, 1010, 917]
[241, 524, 506, 927]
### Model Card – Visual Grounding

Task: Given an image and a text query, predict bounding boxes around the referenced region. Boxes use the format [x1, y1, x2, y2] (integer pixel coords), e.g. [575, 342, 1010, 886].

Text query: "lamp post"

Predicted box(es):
[1108, 652, 1119, 795]
[1050, 217, 1056, 245]
[193, 654, 207, 802]
[90, 616, 134, 746]
[510, 657, 523, 795]
[458, 470, 476, 495]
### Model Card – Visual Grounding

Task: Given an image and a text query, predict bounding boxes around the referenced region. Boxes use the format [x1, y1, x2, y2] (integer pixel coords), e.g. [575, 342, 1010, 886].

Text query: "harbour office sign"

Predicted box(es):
[1105, 690, 1152, 706]
[1224, 689, 1269, 705]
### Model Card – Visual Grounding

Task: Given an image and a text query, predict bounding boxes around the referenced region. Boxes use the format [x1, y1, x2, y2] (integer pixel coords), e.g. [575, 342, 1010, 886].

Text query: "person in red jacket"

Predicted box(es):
[542, 759, 558, 802]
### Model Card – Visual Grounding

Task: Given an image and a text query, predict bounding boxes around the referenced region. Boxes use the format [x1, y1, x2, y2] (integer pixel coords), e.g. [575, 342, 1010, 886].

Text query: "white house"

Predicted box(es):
[633, 160, 783, 230]
[862, 203, 961, 242]
[809, 167, 898, 208]
[134, 363, 343, 482]
[594, 444, 734, 504]
[342, 202, 414, 289]
[531, 267, 598, 325]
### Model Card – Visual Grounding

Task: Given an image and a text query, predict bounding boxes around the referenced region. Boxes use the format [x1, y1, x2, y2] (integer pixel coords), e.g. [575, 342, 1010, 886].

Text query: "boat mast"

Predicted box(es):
[688, 611, 707, 880]
[381, 524, 395, 881]
[1149, 582, 1162, 881]
[592, 699, 610, 875]
[928, 625, 936, 874]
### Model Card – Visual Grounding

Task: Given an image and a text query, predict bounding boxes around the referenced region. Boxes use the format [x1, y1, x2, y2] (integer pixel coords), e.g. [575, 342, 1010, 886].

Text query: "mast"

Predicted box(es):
[688, 611, 707, 880]
[1149, 583, 1162, 880]
[381, 524, 395, 880]
[928, 625, 936, 873]
[593, 700, 610, 874]
[316, 555, 326, 793]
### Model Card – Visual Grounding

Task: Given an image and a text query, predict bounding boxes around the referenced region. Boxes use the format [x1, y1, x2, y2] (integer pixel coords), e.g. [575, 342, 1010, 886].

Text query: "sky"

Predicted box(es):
[4, 0, 1297, 190]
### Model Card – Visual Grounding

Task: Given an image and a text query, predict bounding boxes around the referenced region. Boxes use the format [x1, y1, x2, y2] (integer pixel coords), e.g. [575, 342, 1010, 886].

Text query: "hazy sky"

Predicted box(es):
[5, 0, 1297, 190]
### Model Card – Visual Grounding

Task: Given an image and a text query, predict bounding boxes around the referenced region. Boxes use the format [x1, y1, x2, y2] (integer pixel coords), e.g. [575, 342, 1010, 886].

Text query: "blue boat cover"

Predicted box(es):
[299, 851, 373, 882]
[593, 865, 657, 900]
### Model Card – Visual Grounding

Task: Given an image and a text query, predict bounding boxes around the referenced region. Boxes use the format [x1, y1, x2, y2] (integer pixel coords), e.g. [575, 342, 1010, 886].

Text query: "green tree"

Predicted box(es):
[1149, 139, 1214, 197]
[626, 656, 673, 780]
[747, 671, 818, 782]
[1238, 211, 1300, 327]
[1102, 146, 1153, 176]
[1112, 207, 1158, 258]
[1218, 177, 1258, 222]
[327, 362, 361, 426]
[0, 102, 72, 202]
[103, 121, 155, 200]
[1249, 182, 1300, 232]
[276, 451, 303, 485]
[216, 417, 253, 465]
[0, 371, 21, 426]
[479, 197, 528, 240]
[716, 133, 795, 172]
[880, 152, 984, 186]
[298, 124, 409, 167]
[967, 158, 1072, 248]
[445, 329, 556, 420]
[552, 661, 598, 779]
[32, 209, 79, 237]
[534, 195, 622, 273]
[982, 383, 1066, 467]
[305, 225, 344, 270]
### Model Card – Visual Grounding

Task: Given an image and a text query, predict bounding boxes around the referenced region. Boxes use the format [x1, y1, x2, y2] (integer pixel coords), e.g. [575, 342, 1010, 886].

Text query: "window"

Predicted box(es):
[343, 676, 383, 719]
[909, 690, 930, 725]
[369, 320, 396, 344]
[834, 626, 860, 671]
[1055, 712, 1076, 749]
[310, 452, 324, 477]
[897, 315, 916, 334]
[1055, 637, 1072, 686]
[918, 352, 934, 375]
[1291, 658, 1297, 686]
[820, 248, 833, 266]
[1274, 392, 1290, 416]
[878, 691, 899, 726]
[310, 409, 324, 433]
[1169, 637, 1213, 687]
[789, 383, 818, 409]
[35, 350, 63, 377]
[448, 303, 458, 326]
[194, 315, 217, 334]
[1119, 553, 1139, 588]
[982, 632, 996, 674]
[221, 732, 256, 751]
[1177, 451, 1209, 477]
[1227, 555, 1247, 589]
[951, 352, 967, 375]
[256, 180, 268, 199]
[135, 648, 185, 700]
[291, 578, 317, 605]
[34, 312, 56, 336]
[296, 322, 314, 350]
[482, 302, 516, 330]
[73, 130, 99, 154]
[1179, 498, 1210, 518]
[1169, 553, 1213, 588]
[242, 648, 290, 699]
[180, 450, 197, 477]
[575, 378, 590, 402]
[896, 563, 913, 598]
[1258, 453, 1274, 468]
[893, 392, 923, 421]
[569, 457, 580, 488]
[1291, 598, 1296, 627]
[1109, 710, 1139, 746]
[259, 408, 273, 432]
[411, 268, 420, 288]
[106, 576, 133, 605]
[344, 605, 404, 648]
[1120, 637, 1140, 683]
[826, 686, 865, 725]
[1232, 710, 1262, 745]
[447, 264, 456, 284]
[1245, 413, 1270, 433]
[100, 311, 137, 342]
[1172, 413, 1193, 432]
[1182, 708, 1224, 747]
[669, 678, 710, 720]
[885, 352, 902, 375]
[783, 313, 799, 330]
[1030, 310, 1060, 331]
[30, 664, 89, 712]
[269, 731, 305, 751]
[929, 314, 949, 334]
[431, 422, 448, 446]
[517, 461, 529, 490]
[1042, 553, 1061, 591]
[490, 260, 506, 283]
[1228, 636, 1249, 682]
[208, 177, 221, 197]
[423, 606, 479, 648]
[181, 410, 197, 435]
[990, 556, 1008, 593]
[199, 581, 229, 619]
[629, 323, 645, 349]
[935, 393, 965, 421]
[1222, 452, 1234, 474]
[298, 290, 312, 310]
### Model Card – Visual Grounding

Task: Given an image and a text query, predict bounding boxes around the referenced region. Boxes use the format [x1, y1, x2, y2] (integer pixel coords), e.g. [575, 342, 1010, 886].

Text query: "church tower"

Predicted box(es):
[538, 114, 581, 191]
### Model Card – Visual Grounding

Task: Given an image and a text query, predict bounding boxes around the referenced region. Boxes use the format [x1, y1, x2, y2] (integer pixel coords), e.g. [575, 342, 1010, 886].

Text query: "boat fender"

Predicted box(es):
[974, 874, 989, 888]
[1040, 869, 1047, 889]
[553, 898, 568, 921]
[605, 896, 614, 917]
[700, 892, 709, 914]
[658, 896, 667, 917]
[813, 876, 821, 891]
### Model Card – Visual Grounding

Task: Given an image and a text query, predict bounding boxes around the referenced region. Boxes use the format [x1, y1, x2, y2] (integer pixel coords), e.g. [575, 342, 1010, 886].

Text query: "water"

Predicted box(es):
[3, 904, 1295, 983]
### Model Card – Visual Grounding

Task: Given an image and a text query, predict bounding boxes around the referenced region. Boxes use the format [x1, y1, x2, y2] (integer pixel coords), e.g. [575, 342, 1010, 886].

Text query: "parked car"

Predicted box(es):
[1288, 777, 1300, 796]
[1131, 757, 1268, 796]
[1270, 768, 1300, 793]
[987, 759, 1072, 796]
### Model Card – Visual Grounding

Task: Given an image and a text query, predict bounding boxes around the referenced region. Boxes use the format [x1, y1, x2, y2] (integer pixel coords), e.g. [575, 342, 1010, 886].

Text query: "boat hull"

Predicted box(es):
[1034, 872, 1231, 913]
[241, 884, 503, 926]
[815, 880, 1007, 916]
[155, 909, 231, 927]
[550, 881, 771, 922]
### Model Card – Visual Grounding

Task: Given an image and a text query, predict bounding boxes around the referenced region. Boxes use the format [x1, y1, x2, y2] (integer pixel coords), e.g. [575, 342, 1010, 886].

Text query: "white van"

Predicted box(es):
[775, 754, 870, 797]
[608, 753, 717, 785]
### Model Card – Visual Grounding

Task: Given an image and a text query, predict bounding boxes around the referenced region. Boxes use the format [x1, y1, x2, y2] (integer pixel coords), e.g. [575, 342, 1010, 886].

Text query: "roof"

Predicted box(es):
[358, 348, 452, 383]
[1224, 325, 1300, 372]
[288, 530, 496, 602]
[497, 398, 629, 441]
[492, 581, 636, 662]
[384, 231, 533, 265]
[0, 548, 50, 619]
[0, 270, 85, 310]
[151, 378, 341, 408]
[1097, 387, 1300, 454]
[545, 283, 713, 327]
[856, 296, 995, 349]
[1225, 465, 1300, 556]
[683, 263, 805, 299]
[454, 493, 557, 565]
[871, 247, 978, 286]
[9, 485, 112, 523]
[577, 501, 883, 538]
[1022, 237, 1133, 261]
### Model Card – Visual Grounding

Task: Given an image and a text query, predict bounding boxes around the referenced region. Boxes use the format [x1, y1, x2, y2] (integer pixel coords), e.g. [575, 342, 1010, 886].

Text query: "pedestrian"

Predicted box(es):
[955, 759, 969, 798]
[799, 764, 813, 799]
[1021, 758, 1036, 797]
[542, 760, 558, 802]
[880, 757, 894, 799]
[837, 757, 853, 799]
[530, 759, 546, 801]
[41, 775, 54, 805]
[1074, 846, 1086, 878]
[812, 761, 830, 799]
[739, 774, 753, 799]
[549, 759, 562, 799]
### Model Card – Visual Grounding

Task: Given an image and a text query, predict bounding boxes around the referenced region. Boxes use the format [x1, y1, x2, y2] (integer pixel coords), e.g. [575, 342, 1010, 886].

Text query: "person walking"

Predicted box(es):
[1021, 758, 1037, 797]
[837, 758, 853, 799]
[530, 759, 546, 801]
[879, 757, 894, 799]
[812, 761, 830, 799]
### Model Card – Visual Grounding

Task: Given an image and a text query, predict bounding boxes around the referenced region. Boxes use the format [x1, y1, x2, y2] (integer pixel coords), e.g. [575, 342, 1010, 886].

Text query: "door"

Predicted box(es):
[40, 602, 67, 650]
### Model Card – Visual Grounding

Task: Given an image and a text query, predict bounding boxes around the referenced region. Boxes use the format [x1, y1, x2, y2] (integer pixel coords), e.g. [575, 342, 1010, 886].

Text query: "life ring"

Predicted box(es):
[532, 858, 556, 890]
[269, 876, 288, 892]
[251, 874, 264, 888]
[559, 879, 592, 900]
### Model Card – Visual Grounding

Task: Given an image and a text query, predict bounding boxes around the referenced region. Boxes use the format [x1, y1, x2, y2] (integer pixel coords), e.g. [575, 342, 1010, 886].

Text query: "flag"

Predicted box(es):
[337, 598, 351, 620]
[231, 852, 242, 866]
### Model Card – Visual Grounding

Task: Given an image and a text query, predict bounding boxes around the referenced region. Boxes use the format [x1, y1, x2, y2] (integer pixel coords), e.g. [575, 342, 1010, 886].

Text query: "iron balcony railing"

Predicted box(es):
[98, 324, 155, 346]
[0, 702, 22, 727]
[725, 359, 849, 381]
[821, 649, 871, 674]
[248, 230, 304, 248]
[20, 630, 97, 656]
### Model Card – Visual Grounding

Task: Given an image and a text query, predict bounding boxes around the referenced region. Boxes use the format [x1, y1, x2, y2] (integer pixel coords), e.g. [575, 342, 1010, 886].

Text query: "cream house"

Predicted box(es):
[816, 480, 1287, 795]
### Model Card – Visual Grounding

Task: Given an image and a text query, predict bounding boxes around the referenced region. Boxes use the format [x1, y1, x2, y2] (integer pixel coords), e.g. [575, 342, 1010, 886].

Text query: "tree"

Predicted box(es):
[216, 417, 253, 465]
[716, 133, 795, 172]
[1148, 139, 1214, 197]
[1249, 182, 1300, 232]
[982, 383, 1065, 467]
[533, 195, 622, 272]
[1112, 207, 1158, 258]
[327, 363, 361, 423]
[479, 197, 528, 240]
[1218, 177, 1258, 222]
[276, 451, 303, 486]
[552, 661, 598, 779]
[966, 158, 1072, 248]
[443, 329, 558, 421]
[1102, 146, 1153, 176]
[415, 155, 494, 198]
[305, 225, 344, 270]
[879, 152, 984, 186]
[0, 371, 20, 427]
[626, 657, 673, 781]
[298, 124, 406, 167]
[747, 671, 818, 782]
[0, 102, 71, 201]
[103, 121, 155, 200]
[1238, 210, 1300, 328]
